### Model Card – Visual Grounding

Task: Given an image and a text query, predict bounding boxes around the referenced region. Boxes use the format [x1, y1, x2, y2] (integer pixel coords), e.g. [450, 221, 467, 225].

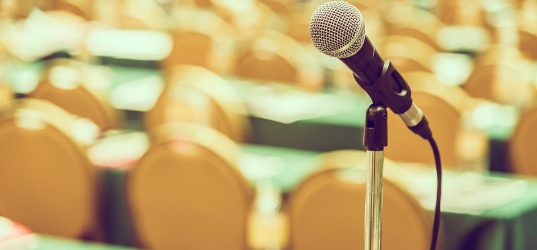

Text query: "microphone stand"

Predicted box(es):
[363, 104, 387, 250]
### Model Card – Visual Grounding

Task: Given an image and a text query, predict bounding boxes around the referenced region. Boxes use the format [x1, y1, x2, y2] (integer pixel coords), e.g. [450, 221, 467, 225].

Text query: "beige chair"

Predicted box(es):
[289, 151, 431, 250]
[128, 123, 253, 249]
[0, 83, 13, 116]
[39, 0, 94, 20]
[0, 99, 98, 238]
[164, 9, 235, 74]
[436, 0, 485, 26]
[383, 3, 443, 51]
[234, 30, 324, 90]
[404, 73, 490, 169]
[385, 85, 475, 167]
[146, 65, 249, 141]
[2, 0, 34, 19]
[518, 29, 537, 61]
[381, 35, 438, 74]
[29, 60, 120, 130]
[258, 0, 291, 16]
[463, 63, 535, 106]
[510, 107, 537, 176]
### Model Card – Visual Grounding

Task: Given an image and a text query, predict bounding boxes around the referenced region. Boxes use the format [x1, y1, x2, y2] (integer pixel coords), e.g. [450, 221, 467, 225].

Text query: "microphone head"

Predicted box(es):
[309, 1, 365, 58]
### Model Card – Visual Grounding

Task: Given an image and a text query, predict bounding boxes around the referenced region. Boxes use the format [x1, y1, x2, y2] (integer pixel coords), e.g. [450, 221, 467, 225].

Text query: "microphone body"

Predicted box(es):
[340, 37, 430, 138]
[340, 37, 411, 114]
[308, 1, 432, 139]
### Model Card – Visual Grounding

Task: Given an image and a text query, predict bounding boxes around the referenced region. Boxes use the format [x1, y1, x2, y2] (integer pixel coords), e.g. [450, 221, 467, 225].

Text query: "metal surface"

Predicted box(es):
[365, 150, 384, 250]
[399, 102, 424, 128]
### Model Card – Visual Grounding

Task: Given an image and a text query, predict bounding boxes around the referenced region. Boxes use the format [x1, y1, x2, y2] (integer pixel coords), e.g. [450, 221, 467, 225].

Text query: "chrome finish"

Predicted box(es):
[399, 103, 424, 128]
[365, 150, 384, 250]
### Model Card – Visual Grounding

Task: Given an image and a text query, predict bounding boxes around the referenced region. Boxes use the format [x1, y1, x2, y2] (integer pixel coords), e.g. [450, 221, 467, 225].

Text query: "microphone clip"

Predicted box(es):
[353, 60, 413, 115]
[363, 104, 388, 151]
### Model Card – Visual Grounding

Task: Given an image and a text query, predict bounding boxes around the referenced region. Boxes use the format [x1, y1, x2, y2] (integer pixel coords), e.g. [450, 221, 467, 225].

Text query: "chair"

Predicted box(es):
[0, 83, 13, 115]
[163, 9, 235, 74]
[510, 107, 537, 176]
[289, 151, 431, 250]
[436, 0, 485, 26]
[463, 63, 534, 106]
[39, 0, 94, 20]
[393, 91, 462, 165]
[383, 3, 443, 51]
[146, 65, 249, 141]
[385, 87, 481, 168]
[29, 59, 120, 130]
[381, 35, 437, 74]
[518, 29, 537, 61]
[0, 99, 98, 238]
[127, 123, 253, 249]
[234, 30, 324, 90]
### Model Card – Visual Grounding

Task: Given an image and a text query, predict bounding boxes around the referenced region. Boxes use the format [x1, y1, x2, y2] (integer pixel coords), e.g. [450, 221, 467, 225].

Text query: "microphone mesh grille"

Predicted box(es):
[309, 1, 365, 58]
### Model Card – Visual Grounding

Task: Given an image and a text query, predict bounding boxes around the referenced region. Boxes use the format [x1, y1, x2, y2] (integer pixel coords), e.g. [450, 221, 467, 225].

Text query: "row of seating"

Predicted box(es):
[0, 98, 431, 249]
[3, 0, 537, 97]
[5, 59, 537, 173]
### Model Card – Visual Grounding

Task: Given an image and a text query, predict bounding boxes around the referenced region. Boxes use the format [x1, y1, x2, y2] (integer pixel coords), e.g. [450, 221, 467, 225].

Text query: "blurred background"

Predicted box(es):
[0, 0, 537, 249]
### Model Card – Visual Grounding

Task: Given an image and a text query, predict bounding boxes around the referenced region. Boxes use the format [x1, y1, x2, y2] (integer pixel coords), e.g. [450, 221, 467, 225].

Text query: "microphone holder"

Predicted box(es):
[363, 104, 387, 250]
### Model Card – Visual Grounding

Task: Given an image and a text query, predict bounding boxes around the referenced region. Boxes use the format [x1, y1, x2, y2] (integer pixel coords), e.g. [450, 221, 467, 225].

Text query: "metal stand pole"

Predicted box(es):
[363, 105, 388, 250]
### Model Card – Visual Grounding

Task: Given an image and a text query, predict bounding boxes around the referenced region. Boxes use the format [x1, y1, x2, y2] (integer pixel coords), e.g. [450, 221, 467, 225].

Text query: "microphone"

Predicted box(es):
[309, 1, 432, 139]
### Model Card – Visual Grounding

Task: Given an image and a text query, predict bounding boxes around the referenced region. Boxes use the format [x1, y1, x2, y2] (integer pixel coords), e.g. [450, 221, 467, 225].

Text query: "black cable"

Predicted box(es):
[427, 137, 442, 250]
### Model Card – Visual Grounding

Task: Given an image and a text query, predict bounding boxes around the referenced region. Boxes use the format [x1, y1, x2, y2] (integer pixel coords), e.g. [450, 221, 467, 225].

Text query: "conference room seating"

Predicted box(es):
[234, 30, 324, 90]
[381, 35, 438, 74]
[475, 45, 525, 67]
[289, 150, 431, 250]
[163, 8, 235, 74]
[127, 122, 253, 249]
[509, 106, 537, 176]
[29, 60, 121, 130]
[463, 63, 535, 106]
[0, 83, 13, 115]
[518, 29, 537, 61]
[115, 0, 168, 30]
[258, 0, 291, 16]
[38, 0, 94, 20]
[382, 3, 443, 51]
[436, 0, 486, 27]
[146, 65, 249, 141]
[384, 72, 487, 168]
[0, 99, 98, 238]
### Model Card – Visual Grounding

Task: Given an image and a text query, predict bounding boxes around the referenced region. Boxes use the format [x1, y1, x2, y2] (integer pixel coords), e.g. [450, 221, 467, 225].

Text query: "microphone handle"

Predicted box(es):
[340, 37, 413, 115]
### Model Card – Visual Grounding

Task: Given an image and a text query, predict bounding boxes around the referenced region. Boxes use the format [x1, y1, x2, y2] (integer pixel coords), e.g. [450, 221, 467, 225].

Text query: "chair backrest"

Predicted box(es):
[463, 63, 534, 106]
[510, 107, 537, 176]
[0, 83, 13, 115]
[289, 156, 430, 250]
[0, 99, 96, 238]
[381, 35, 437, 74]
[386, 91, 462, 167]
[146, 65, 249, 141]
[128, 123, 253, 249]
[519, 29, 537, 61]
[234, 30, 324, 90]
[41, 0, 94, 20]
[163, 9, 235, 74]
[29, 60, 120, 130]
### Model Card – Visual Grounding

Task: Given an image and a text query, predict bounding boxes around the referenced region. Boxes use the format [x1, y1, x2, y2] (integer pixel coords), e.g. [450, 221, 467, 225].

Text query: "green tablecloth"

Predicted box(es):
[441, 178, 537, 250]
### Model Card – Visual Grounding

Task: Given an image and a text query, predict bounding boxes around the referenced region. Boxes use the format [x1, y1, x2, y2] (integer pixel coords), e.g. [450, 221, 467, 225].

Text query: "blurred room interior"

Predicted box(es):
[1, 0, 537, 249]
